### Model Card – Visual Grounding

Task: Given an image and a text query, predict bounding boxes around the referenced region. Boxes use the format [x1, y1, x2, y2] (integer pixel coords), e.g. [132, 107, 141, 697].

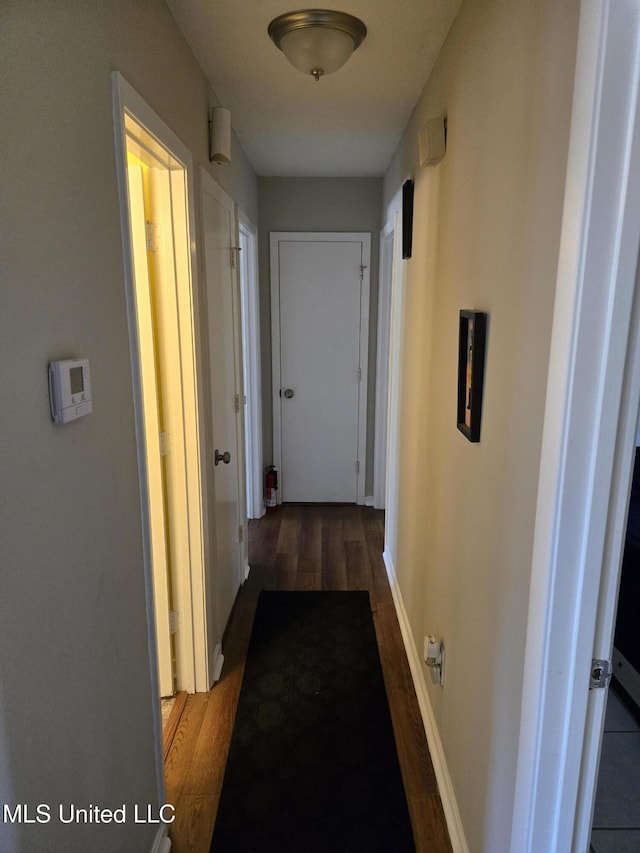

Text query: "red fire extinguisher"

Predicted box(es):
[265, 465, 278, 511]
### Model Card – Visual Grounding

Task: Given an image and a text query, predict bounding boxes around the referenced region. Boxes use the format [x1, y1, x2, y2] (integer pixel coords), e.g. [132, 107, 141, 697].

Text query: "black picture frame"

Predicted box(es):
[402, 179, 414, 259]
[457, 310, 487, 442]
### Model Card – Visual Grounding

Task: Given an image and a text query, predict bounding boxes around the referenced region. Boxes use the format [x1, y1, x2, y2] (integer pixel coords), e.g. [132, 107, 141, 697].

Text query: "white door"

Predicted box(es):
[201, 172, 245, 638]
[271, 233, 370, 503]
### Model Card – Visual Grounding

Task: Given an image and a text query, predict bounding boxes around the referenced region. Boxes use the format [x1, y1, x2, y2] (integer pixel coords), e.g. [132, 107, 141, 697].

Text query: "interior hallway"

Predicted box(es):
[163, 504, 452, 853]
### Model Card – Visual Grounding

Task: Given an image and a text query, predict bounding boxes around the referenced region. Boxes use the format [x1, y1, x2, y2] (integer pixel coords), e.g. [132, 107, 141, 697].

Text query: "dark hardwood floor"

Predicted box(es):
[164, 504, 452, 853]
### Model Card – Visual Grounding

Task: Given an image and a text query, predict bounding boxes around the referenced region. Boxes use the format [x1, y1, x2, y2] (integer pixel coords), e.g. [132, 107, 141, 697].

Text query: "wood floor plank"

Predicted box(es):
[163, 691, 188, 762]
[320, 510, 347, 590]
[296, 505, 322, 587]
[342, 502, 366, 541]
[181, 672, 238, 797]
[344, 538, 373, 593]
[164, 694, 209, 804]
[165, 505, 452, 853]
[274, 508, 300, 554]
[273, 551, 298, 589]
[408, 793, 453, 853]
[168, 794, 216, 853]
[295, 568, 322, 589]
[247, 512, 279, 573]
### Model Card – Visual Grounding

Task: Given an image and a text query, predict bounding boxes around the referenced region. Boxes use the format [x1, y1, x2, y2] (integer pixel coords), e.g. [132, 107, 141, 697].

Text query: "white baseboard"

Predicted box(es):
[150, 827, 171, 853]
[212, 644, 224, 684]
[383, 548, 469, 853]
[244, 560, 251, 581]
[365, 495, 375, 506]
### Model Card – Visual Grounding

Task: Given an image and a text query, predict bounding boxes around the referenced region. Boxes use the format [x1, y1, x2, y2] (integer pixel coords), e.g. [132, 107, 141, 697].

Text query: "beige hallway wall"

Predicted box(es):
[382, 0, 581, 849]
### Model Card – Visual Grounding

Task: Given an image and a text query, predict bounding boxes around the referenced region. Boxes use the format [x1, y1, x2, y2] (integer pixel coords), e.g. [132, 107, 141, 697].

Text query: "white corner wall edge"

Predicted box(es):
[383, 548, 469, 853]
[150, 828, 171, 853]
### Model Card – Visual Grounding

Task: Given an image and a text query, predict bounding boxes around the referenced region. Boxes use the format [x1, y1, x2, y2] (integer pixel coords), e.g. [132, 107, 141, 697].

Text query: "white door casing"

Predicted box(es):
[511, 2, 640, 850]
[383, 211, 403, 564]
[238, 211, 263, 521]
[271, 232, 370, 504]
[373, 221, 395, 510]
[116, 90, 210, 697]
[201, 170, 245, 647]
[112, 72, 211, 813]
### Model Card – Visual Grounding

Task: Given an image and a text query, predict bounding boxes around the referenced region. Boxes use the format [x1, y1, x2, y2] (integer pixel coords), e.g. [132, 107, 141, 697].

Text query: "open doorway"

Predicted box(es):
[383, 212, 402, 562]
[238, 211, 263, 520]
[123, 113, 206, 698]
[112, 74, 214, 725]
[125, 150, 178, 698]
[373, 219, 396, 511]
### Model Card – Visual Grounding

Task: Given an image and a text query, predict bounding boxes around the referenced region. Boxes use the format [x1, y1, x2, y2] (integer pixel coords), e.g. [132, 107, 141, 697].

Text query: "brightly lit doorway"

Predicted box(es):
[112, 74, 213, 723]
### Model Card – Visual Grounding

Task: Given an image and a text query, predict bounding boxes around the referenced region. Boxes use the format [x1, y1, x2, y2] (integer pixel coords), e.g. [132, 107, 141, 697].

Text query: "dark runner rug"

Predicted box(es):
[210, 590, 415, 852]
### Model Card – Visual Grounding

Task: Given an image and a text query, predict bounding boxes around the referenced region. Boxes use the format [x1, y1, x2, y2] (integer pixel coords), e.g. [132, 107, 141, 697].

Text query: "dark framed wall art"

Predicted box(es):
[457, 310, 487, 442]
[402, 179, 414, 259]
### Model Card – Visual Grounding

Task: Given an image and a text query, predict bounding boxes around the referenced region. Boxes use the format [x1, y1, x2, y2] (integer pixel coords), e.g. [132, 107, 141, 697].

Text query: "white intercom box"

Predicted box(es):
[48, 358, 92, 423]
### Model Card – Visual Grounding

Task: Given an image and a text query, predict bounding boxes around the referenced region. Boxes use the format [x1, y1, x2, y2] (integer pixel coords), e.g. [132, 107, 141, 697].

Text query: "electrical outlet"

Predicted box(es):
[424, 635, 445, 686]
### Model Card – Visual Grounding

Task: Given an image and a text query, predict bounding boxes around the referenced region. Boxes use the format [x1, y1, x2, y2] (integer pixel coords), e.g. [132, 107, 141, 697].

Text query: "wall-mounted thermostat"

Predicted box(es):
[48, 358, 92, 423]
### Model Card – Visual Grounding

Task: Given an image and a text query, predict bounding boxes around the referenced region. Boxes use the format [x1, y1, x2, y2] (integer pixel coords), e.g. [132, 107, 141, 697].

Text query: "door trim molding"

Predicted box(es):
[238, 210, 264, 520]
[270, 232, 371, 505]
[200, 168, 247, 639]
[112, 71, 209, 809]
[511, 2, 640, 849]
[373, 221, 395, 509]
[383, 209, 403, 565]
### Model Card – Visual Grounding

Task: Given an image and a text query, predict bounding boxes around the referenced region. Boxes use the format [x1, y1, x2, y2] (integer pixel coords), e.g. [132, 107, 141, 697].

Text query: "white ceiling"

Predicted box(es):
[165, 0, 462, 177]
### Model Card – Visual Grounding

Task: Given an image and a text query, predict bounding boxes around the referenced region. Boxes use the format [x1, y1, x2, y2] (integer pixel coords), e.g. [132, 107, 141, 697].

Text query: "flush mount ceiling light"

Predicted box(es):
[268, 9, 367, 81]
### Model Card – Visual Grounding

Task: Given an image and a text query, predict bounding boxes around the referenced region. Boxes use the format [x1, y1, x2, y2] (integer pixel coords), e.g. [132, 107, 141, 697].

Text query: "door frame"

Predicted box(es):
[124, 162, 175, 698]
[510, 2, 640, 850]
[112, 73, 212, 722]
[383, 211, 403, 564]
[373, 221, 395, 510]
[238, 210, 264, 520]
[200, 169, 248, 626]
[270, 232, 371, 505]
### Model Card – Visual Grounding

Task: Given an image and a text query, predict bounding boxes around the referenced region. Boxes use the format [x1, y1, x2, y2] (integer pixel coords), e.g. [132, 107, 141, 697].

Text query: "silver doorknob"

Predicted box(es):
[215, 449, 231, 465]
[283, 388, 294, 399]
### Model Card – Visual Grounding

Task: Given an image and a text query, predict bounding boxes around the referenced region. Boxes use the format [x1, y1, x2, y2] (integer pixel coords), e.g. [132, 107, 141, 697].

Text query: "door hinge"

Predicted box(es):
[355, 460, 360, 474]
[590, 658, 612, 689]
[169, 610, 179, 635]
[357, 367, 362, 382]
[234, 393, 241, 413]
[159, 431, 171, 456]
[145, 221, 162, 252]
[230, 246, 242, 269]
[238, 525, 244, 543]
[360, 264, 367, 280]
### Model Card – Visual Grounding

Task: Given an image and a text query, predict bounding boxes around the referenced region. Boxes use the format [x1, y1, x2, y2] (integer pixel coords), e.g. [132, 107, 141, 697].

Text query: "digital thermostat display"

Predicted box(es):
[48, 358, 92, 424]
[69, 366, 84, 395]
